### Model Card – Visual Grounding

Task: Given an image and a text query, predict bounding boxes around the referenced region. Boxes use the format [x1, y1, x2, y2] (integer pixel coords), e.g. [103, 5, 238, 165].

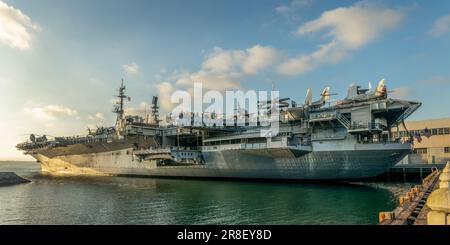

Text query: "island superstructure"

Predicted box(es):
[16, 79, 421, 180]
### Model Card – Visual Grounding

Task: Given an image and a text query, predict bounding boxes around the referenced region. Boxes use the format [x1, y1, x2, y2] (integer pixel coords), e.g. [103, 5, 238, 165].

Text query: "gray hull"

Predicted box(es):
[31, 142, 409, 180]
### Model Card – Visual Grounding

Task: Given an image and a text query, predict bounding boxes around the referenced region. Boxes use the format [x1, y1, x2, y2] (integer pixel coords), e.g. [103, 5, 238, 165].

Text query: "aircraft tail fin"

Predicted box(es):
[375, 79, 386, 96]
[320, 86, 330, 102]
[305, 88, 312, 106]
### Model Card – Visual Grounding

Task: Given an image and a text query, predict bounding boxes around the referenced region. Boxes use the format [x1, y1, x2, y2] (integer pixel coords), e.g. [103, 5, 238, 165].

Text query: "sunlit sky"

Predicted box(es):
[1, 0, 450, 160]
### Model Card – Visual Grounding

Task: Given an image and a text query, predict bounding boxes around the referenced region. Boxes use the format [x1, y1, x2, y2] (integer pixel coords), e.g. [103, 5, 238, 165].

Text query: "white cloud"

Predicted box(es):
[278, 41, 347, 75]
[123, 62, 139, 74]
[278, 55, 314, 75]
[202, 47, 246, 73]
[296, 3, 404, 49]
[95, 112, 104, 120]
[88, 112, 104, 120]
[125, 101, 150, 117]
[109, 98, 119, 104]
[25, 105, 78, 120]
[275, 0, 310, 18]
[175, 69, 243, 91]
[278, 2, 404, 75]
[202, 45, 280, 75]
[242, 45, 280, 74]
[154, 44, 280, 111]
[428, 15, 450, 37]
[153, 68, 167, 81]
[155, 82, 174, 111]
[155, 45, 279, 112]
[391, 87, 413, 99]
[0, 1, 40, 50]
[154, 71, 242, 113]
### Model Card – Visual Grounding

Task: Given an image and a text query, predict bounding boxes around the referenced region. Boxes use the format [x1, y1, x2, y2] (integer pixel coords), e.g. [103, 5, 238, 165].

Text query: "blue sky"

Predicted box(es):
[1, 0, 450, 160]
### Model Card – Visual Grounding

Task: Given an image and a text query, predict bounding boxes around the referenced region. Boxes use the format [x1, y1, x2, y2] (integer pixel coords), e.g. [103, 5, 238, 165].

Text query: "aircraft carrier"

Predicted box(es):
[16, 80, 421, 180]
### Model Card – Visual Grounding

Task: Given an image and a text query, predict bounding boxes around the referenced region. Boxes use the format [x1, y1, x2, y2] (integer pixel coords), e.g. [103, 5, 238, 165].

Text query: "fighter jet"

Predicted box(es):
[284, 86, 332, 120]
[336, 79, 387, 105]
[308, 87, 332, 109]
[257, 97, 290, 110]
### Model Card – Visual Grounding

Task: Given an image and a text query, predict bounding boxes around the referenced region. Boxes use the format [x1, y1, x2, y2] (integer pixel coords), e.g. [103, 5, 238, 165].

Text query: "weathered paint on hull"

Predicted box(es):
[32, 145, 409, 180]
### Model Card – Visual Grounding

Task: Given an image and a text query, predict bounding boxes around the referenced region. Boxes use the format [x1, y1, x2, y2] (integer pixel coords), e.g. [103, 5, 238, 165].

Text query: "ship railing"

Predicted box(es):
[16, 141, 54, 151]
[309, 111, 338, 121]
[201, 143, 258, 151]
[85, 135, 116, 143]
[55, 134, 117, 145]
[201, 141, 314, 151]
[357, 138, 403, 144]
[201, 144, 243, 151]
[245, 143, 268, 149]
[169, 146, 201, 151]
[308, 111, 352, 130]
[202, 142, 315, 152]
[134, 148, 171, 155]
[335, 112, 350, 129]
[348, 122, 383, 132]
[17, 133, 118, 150]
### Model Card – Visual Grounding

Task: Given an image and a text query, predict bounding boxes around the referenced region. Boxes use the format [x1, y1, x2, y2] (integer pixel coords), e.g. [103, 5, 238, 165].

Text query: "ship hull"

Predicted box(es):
[31, 143, 409, 180]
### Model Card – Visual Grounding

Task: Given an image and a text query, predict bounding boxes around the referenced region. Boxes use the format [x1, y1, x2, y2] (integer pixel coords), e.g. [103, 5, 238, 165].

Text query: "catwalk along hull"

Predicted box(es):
[31, 142, 410, 180]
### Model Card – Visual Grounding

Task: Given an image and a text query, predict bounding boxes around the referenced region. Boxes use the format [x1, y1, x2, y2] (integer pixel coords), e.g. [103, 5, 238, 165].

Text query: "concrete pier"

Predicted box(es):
[0, 172, 31, 186]
[379, 169, 440, 225]
[386, 163, 446, 181]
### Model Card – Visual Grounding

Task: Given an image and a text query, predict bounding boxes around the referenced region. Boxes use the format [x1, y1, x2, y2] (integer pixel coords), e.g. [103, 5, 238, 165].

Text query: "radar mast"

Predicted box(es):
[151, 96, 161, 126]
[113, 79, 128, 134]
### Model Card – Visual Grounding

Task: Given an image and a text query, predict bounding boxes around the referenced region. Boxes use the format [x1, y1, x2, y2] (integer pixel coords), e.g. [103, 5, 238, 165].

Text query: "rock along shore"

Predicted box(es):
[0, 172, 31, 186]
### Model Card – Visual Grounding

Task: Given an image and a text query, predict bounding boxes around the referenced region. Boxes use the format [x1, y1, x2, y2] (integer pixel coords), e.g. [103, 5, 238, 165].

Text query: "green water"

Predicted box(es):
[0, 161, 412, 224]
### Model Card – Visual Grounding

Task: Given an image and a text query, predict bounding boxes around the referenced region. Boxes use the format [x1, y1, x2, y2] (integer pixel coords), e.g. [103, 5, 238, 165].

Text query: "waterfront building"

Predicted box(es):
[394, 118, 450, 164]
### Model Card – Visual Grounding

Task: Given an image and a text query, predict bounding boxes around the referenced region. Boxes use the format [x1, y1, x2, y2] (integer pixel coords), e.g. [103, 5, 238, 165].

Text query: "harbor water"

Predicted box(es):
[0, 161, 413, 225]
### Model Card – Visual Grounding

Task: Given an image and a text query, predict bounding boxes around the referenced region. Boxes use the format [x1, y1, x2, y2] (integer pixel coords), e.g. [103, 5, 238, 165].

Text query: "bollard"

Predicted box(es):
[400, 196, 405, 205]
[379, 211, 395, 223]
[407, 191, 414, 198]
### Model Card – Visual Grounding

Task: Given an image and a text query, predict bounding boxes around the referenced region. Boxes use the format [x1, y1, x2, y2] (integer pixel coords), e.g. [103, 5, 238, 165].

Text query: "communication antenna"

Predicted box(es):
[113, 79, 128, 130]
[151, 96, 161, 125]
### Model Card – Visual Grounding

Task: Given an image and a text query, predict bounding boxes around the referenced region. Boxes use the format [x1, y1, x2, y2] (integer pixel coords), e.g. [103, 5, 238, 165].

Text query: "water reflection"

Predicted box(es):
[0, 162, 408, 225]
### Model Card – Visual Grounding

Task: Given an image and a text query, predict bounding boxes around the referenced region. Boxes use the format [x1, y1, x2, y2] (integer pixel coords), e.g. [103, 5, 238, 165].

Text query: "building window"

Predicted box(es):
[414, 148, 427, 154]
[445, 147, 450, 153]
[431, 128, 438, 135]
[444, 128, 450, 135]
[438, 128, 444, 135]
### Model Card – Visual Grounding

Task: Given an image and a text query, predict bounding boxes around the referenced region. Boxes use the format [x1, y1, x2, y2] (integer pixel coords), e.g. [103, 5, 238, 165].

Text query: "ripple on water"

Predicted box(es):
[0, 161, 414, 225]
